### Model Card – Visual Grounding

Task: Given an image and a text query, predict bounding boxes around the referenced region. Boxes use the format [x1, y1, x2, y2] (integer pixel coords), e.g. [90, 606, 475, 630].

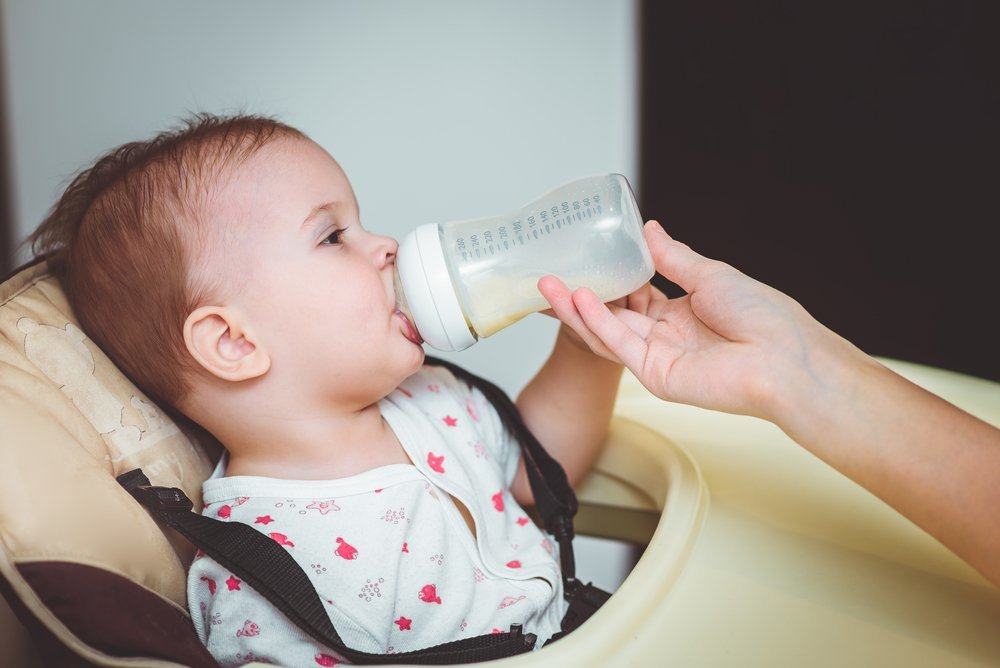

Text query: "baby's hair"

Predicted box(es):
[24, 113, 305, 412]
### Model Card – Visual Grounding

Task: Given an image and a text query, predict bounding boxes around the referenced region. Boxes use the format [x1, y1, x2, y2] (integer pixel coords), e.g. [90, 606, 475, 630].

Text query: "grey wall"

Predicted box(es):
[1, 0, 638, 398]
[1, 0, 639, 590]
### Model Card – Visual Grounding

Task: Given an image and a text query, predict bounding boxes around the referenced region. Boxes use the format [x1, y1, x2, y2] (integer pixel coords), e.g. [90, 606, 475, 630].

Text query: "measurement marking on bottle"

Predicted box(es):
[533, 230, 539, 239]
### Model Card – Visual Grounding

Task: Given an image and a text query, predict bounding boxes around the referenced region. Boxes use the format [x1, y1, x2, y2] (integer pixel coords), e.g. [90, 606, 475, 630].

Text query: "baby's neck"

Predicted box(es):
[219, 402, 413, 480]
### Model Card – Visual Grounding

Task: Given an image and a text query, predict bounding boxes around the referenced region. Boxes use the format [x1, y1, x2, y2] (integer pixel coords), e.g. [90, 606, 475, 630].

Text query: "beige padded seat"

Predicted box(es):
[0, 257, 223, 666]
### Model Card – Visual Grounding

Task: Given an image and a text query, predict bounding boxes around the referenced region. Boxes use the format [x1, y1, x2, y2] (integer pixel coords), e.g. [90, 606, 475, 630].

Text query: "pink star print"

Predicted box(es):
[306, 500, 341, 515]
[395, 616, 412, 631]
[442, 415, 458, 427]
[255, 515, 274, 525]
[225, 575, 241, 591]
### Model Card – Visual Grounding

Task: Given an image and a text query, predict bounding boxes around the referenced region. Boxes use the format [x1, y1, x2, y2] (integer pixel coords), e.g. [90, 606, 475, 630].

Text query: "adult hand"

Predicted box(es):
[537, 221, 1000, 587]
[537, 220, 860, 422]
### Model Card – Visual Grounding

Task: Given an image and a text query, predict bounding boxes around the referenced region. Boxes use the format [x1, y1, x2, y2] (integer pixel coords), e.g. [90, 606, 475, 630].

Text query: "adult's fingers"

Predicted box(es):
[571, 287, 649, 372]
[537, 276, 617, 359]
[644, 221, 718, 294]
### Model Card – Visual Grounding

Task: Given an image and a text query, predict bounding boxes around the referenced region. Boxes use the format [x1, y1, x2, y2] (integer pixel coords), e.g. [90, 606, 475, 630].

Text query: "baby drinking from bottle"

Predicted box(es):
[27, 114, 656, 666]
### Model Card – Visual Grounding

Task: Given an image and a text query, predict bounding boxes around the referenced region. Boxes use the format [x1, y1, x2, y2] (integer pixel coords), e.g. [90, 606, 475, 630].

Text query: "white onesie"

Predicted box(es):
[187, 364, 566, 667]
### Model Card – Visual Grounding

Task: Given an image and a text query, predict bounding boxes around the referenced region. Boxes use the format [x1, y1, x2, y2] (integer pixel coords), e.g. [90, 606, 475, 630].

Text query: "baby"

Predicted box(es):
[28, 115, 626, 666]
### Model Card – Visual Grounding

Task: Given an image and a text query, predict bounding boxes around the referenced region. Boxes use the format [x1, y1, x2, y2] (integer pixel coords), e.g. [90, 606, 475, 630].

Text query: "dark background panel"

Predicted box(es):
[640, 0, 999, 381]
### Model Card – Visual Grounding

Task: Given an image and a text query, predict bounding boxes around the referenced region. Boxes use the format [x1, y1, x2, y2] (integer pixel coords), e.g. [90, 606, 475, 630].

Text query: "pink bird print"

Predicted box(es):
[492, 491, 504, 512]
[270, 533, 295, 547]
[217, 504, 232, 519]
[255, 515, 274, 525]
[315, 653, 340, 666]
[498, 594, 526, 609]
[418, 584, 442, 604]
[200, 576, 217, 595]
[427, 452, 446, 473]
[394, 616, 412, 631]
[225, 575, 241, 591]
[335, 537, 358, 560]
[516, 516, 530, 527]
[236, 620, 259, 638]
[506, 560, 522, 569]
[442, 415, 458, 427]
[306, 500, 341, 515]
[401, 542, 410, 553]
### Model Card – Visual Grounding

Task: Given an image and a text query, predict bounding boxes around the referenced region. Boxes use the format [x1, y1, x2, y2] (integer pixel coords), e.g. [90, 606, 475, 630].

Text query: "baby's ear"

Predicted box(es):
[183, 306, 270, 382]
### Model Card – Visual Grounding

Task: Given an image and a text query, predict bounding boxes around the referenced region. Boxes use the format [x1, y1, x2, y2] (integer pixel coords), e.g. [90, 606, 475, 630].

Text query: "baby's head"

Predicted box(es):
[28, 114, 424, 429]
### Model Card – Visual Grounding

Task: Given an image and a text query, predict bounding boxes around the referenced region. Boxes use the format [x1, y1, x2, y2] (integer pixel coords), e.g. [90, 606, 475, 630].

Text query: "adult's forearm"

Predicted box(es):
[772, 330, 1000, 586]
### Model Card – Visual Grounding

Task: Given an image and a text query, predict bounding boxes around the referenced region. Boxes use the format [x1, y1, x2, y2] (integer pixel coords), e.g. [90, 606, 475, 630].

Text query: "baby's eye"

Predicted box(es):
[320, 227, 347, 246]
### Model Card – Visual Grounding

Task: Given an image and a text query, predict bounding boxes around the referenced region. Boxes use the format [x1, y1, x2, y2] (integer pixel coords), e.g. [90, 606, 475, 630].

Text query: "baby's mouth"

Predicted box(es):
[394, 309, 424, 345]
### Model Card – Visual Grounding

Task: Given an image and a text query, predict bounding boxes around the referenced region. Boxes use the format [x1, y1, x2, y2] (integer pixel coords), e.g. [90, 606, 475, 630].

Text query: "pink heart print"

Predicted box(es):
[492, 490, 504, 512]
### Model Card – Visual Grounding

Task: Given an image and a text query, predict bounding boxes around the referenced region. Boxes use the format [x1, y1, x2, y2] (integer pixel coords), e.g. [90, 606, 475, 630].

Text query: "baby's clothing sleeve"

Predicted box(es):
[188, 552, 373, 667]
[429, 365, 523, 487]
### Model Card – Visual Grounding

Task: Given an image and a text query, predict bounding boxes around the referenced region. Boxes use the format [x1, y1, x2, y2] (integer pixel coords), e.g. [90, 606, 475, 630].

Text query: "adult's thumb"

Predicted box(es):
[643, 221, 711, 294]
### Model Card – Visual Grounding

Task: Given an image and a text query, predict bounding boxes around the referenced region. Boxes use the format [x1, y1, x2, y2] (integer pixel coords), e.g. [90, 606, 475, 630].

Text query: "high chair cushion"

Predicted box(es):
[0, 257, 221, 666]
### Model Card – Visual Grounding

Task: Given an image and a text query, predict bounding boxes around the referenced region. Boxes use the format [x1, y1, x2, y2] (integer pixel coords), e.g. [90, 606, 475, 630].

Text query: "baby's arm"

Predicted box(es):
[510, 324, 624, 505]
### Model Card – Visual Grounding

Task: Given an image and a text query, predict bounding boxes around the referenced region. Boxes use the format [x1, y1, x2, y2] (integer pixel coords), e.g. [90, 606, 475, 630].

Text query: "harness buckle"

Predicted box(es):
[131, 485, 194, 512]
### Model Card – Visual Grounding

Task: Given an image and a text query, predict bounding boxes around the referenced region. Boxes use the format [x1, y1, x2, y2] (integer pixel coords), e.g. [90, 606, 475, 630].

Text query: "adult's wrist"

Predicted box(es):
[764, 322, 880, 438]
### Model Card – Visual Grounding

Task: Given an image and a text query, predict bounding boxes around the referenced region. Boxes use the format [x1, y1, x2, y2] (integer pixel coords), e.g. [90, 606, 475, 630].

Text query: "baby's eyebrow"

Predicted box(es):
[300, 201, 339, 234]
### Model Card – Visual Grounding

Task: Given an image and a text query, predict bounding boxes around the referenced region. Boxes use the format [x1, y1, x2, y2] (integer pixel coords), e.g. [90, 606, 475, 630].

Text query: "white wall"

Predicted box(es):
[1, 0, 639, 589]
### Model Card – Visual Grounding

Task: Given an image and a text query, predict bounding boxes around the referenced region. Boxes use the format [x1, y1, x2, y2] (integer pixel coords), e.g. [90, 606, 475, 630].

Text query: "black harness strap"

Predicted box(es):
[118, 358, 609, 664]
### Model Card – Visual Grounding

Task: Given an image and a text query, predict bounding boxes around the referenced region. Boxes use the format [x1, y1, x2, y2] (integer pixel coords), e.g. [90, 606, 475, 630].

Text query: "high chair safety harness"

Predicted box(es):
[117, 357, 610, 665]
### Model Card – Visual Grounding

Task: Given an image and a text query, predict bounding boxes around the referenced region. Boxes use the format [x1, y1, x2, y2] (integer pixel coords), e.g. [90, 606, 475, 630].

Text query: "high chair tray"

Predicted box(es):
[308, 358, 999, 668]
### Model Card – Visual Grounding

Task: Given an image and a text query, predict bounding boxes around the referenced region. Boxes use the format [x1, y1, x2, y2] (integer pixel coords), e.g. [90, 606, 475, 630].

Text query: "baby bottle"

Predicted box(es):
[393, 173, 655, 351]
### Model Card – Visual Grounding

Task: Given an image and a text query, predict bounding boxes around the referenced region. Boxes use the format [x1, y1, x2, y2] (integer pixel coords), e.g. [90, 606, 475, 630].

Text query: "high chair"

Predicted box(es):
[2, 257, 998, 667]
